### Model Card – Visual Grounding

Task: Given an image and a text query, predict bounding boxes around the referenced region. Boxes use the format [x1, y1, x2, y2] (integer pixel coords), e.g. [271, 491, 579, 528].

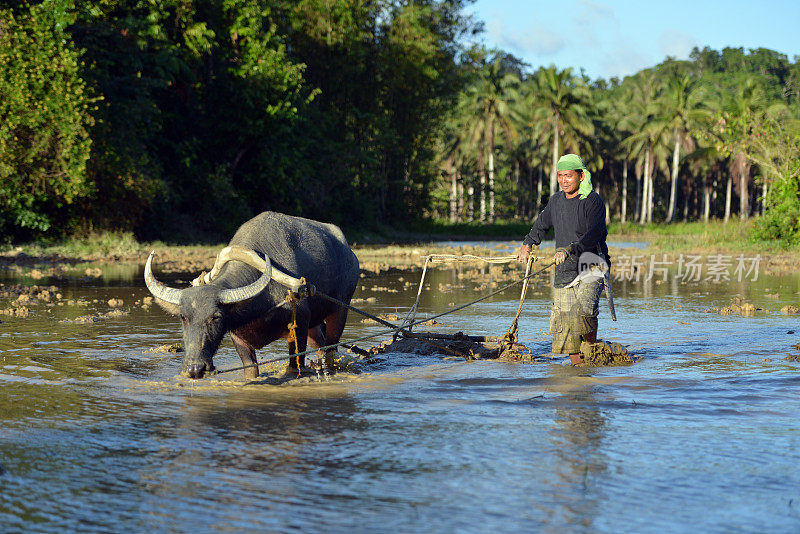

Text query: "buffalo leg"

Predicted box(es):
[230, 333, 259, 380]
[307, 324, 326, 355]
[324, 308, 349, 345]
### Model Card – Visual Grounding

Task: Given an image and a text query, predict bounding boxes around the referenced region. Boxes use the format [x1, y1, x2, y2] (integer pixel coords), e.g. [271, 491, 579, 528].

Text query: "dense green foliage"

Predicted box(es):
[1, 1, 798, 245]
[0, 0, 93, 237]
[1, 0, 475, 242]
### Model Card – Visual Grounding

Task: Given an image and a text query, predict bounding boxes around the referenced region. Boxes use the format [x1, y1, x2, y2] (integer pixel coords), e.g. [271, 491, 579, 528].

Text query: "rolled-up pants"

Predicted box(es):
[550, 275, 603, 354]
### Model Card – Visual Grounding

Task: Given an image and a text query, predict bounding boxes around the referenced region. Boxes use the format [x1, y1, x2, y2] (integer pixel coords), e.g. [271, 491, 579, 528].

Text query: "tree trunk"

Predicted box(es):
[703, 174, 711, 222]
[724, 171, 732, 223]
[514, 160, 521, 218]
[449, 162, 457, 223]
[639, 148, 650, 224]
[457, 172, 464, 222]
[737, 152, 749, 220]
[606, 166, 614, 225]
[478, 150, 486, 221]
[711, 169, 718, 217]
[550, 115, 560, 196]
[536, 166, 543, 215]
[647, 149, 654, 223]
[468, 182, 475, 221]
[666, 134, 680, 223]
[488, 122, 495, 222]
[634, 163, 642, 222]
[621, 159, 628, 224]
[682, 187, 690, 220]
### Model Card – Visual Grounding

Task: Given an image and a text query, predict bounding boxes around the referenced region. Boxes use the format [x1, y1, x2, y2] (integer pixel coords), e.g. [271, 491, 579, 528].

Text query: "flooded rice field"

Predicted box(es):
[1, 247, 800, 532]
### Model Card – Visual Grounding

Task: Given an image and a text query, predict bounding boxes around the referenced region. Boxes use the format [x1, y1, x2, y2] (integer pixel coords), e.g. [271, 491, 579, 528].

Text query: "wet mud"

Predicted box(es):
[146, 343, 184, 353]
[1, 284, 62, 317]
[60, 308, 130, 324]
[0, 282, 155, 325]
[707, 296, 800, 316]
[707, 295, 763, 316]
[347, 333, 636, 367]
[577, 341, 639, 366]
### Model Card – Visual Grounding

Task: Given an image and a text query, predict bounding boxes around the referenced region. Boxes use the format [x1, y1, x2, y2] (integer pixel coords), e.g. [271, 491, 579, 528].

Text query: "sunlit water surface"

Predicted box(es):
[1, 256, 800, 532]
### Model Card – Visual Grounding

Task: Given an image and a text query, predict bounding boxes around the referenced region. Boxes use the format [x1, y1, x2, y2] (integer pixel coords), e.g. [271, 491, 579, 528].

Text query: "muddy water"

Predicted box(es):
[2, 256, 800, 532]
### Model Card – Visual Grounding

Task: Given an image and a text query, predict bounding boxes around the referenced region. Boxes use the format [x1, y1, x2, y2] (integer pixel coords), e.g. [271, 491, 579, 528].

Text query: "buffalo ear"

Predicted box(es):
[154, 297, 181, 316]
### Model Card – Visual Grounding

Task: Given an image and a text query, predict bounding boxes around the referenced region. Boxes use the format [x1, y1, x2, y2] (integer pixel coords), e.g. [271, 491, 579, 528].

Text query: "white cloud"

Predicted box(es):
[486, 17, 565, 56]
[574, 0, 615, 26]
[600, 44, 653, 79]
[658, 29, 699, 59]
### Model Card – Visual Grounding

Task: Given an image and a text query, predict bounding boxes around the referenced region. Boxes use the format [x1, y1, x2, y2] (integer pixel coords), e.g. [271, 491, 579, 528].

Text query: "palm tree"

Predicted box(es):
[657, 74, 711, 222]
[620, 72, 667, 224]
[529, 66, 594, 196]
[724, 78, 768, 220]
[460, 57, 521, 221]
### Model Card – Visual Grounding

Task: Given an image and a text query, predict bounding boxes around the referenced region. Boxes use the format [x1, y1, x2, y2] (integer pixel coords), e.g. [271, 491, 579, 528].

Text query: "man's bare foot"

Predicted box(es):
[569, 353, 584, 365]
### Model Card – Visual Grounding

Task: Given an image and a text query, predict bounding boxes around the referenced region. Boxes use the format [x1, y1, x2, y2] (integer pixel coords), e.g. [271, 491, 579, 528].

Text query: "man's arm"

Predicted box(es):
[516, 199, 553, 261]
[574, 195, 605, 254]
[522, 200, 553, 247]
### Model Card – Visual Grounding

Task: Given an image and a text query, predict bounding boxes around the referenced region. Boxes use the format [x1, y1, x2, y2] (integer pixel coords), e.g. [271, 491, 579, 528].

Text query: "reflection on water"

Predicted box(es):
[1, 257, 800, 532]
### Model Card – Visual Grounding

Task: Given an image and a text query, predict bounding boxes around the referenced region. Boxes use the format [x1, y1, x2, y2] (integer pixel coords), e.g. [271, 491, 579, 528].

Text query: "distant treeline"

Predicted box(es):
[1, 1, 799, 244]
[439, 48, 800, 244]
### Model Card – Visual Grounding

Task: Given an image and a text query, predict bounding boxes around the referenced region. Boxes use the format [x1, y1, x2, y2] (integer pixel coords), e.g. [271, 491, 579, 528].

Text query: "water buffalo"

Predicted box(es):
[144, 212, 359, 379]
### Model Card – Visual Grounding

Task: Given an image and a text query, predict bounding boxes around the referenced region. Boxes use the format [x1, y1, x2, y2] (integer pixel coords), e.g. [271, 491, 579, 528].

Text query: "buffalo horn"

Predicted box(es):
[218, 255, 272, 304]
[144, 251, 183, 305]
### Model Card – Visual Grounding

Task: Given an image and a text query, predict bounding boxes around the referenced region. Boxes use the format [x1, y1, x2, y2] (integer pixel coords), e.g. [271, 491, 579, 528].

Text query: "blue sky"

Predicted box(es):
[466, 0, 800, 80]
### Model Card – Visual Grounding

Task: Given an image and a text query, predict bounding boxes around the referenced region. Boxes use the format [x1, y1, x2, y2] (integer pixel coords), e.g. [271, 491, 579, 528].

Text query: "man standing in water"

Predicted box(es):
[516, 154, 610, 365]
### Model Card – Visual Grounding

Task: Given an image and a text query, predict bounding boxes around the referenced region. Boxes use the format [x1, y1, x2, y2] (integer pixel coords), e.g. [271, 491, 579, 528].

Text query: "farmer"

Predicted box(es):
[516, 153, 610, 365]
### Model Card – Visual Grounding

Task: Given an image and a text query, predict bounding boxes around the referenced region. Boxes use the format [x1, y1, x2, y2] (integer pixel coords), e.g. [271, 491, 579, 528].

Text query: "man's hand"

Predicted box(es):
[554, 243, 578, 265]
[516, 244, 532, 263]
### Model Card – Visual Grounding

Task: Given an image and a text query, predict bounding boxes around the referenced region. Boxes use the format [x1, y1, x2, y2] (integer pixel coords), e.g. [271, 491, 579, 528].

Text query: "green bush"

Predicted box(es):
[0, 0, 94, 237]
[751, 171, 800, 244]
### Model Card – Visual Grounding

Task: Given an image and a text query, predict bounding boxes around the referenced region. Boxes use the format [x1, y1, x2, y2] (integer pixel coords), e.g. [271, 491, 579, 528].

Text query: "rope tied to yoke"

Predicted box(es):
[211, 253, 556, 375]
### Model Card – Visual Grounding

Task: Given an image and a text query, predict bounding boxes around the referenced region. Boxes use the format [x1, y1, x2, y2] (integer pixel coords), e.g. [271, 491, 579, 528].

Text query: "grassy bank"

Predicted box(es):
[2, 219, 798, 264]
[607, 220, 799, 255]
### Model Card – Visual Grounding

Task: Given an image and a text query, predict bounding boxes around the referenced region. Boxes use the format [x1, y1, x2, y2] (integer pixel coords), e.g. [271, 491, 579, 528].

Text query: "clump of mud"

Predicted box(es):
[785, 342, 800, 362]
[357, 333, 539, 363]
[0, 284, 63, 316]
[578, 341, 638, 366]
[364, 335, 500, 360]
[347, 332, 639, 367]
[60, 309, 129, 324]
[715, 296, 762, 316]
[361, 312, 401, 323]
[146, 343, 184, 353]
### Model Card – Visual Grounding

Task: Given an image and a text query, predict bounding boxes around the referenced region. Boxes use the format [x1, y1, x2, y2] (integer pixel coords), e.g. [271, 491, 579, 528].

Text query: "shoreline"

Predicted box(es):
[1, 238, 798, 278]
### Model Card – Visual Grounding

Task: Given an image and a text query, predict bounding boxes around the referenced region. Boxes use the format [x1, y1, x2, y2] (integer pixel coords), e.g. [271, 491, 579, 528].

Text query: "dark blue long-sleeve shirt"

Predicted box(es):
[522, 190, 610, 287]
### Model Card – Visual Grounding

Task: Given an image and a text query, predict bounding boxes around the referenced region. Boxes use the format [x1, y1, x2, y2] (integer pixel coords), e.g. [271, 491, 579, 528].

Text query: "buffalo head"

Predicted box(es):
[144, 251, 272, 378]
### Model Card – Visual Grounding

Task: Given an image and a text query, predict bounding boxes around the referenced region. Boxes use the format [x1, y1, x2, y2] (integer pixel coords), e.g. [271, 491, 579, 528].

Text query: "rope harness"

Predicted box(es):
[212, 256, 556, 376]
[286, 288, 301, 373]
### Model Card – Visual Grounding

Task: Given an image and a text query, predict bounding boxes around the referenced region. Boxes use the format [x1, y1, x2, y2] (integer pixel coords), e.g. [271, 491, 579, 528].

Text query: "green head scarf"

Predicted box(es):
[556, 153, 593, 199]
